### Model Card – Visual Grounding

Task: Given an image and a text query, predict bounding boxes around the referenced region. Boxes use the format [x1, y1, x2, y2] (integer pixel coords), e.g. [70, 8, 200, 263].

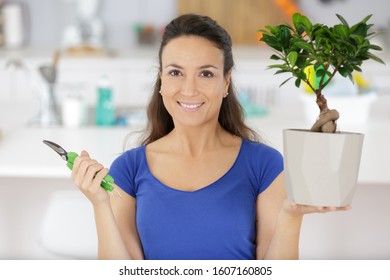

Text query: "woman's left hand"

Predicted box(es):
[282, 199, 352, 217]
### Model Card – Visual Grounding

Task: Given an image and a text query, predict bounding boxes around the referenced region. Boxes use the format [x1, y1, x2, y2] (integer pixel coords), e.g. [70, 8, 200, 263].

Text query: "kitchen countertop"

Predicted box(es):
[0, 126, 131, 178]
[1, 100, 389, 185]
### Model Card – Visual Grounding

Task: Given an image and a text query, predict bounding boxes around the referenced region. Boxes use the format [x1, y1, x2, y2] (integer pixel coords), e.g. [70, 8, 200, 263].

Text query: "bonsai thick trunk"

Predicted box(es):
[310, 91, 339, 133]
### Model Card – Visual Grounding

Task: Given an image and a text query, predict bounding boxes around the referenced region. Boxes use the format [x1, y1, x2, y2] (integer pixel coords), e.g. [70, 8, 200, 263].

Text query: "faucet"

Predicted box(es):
[30, 51, 62, 127]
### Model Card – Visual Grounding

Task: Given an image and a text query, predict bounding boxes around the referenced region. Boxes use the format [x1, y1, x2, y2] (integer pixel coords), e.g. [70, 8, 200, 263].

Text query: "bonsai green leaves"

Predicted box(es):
[259, 13, 384, 133]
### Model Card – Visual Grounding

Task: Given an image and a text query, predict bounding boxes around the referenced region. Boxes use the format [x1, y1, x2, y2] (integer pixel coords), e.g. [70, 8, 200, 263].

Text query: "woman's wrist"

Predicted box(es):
[92, 198, 112, 211]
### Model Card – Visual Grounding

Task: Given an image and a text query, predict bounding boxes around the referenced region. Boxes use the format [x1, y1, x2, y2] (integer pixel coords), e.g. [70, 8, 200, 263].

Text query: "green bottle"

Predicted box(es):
[95, 76, 116, 126]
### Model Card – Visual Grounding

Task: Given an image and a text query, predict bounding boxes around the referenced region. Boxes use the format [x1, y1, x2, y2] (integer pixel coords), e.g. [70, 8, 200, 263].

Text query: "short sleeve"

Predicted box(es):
[252, 143, 284, 195]
[109, 149, 138, 197]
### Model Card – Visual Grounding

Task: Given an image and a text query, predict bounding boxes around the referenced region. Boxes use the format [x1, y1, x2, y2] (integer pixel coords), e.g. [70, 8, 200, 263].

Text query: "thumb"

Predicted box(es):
[80, 150, 90, 157]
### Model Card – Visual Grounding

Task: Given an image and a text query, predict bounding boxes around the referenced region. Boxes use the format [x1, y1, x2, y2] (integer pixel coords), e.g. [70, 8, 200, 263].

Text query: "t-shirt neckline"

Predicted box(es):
[142, 139, 246, 194]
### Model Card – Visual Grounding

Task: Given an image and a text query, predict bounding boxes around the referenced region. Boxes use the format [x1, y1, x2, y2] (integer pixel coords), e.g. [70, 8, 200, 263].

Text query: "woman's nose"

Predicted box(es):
[181, 77, 198, 96]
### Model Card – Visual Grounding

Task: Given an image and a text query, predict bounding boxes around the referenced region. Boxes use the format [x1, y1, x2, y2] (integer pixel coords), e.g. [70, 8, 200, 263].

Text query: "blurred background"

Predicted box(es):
[1, 0, 390, 49]
[1, 0, 389, 127]
[0, 0, 389, 260]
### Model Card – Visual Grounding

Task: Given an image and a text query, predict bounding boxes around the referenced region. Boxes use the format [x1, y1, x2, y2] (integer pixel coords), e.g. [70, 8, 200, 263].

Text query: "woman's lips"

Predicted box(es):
[177, 102, 204, 112]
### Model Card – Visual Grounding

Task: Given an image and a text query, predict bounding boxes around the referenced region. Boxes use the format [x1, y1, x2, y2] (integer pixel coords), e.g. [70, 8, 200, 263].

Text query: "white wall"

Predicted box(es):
[300, 184, 390, 260]
[299, 0, 390, 27]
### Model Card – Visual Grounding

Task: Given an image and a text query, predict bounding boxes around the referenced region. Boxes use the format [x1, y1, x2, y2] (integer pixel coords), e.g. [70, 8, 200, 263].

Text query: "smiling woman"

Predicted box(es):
[159, 35, 230, 127]
[140, 14, 259, 145]
[69, 13, 351, 260]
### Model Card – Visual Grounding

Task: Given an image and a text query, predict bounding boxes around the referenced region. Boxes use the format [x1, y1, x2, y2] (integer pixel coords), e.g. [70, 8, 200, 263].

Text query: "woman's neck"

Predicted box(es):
[168, 123, 232, 157]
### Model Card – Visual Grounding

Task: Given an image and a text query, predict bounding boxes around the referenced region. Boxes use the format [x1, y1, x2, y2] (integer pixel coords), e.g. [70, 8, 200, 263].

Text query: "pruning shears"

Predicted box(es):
[42, 140, 114, 192]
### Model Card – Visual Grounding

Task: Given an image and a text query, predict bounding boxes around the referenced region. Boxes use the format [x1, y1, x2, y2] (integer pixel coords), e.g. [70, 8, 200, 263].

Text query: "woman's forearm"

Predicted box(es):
[93, 202, 131, 260]
[264, 210, 303, 260]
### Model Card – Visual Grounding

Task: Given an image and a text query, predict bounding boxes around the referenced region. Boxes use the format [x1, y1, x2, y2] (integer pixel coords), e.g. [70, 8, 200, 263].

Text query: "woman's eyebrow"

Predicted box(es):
[164, 63, 182, 69]
[199, 64, 219, 70]
[164, 63, 219, 69]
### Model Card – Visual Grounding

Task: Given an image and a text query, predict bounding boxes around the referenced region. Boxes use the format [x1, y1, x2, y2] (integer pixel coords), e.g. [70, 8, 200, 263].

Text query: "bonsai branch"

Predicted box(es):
[311, 91, 339, 133]
[311, 108, 339, 133]
[319, 66, 339, 91]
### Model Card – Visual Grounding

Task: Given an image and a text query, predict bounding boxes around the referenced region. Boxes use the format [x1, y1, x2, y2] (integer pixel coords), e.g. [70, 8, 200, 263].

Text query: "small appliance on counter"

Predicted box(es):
[0, 1, 29, 48]
[61, 0, 107, 57]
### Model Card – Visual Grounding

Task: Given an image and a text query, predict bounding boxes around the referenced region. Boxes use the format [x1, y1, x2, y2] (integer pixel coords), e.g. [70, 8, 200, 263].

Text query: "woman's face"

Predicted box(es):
[160, 35, 231, 128]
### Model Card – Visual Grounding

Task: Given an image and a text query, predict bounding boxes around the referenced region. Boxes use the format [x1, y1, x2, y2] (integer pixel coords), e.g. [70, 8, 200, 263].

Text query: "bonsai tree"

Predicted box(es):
[259, 13, 384, 133]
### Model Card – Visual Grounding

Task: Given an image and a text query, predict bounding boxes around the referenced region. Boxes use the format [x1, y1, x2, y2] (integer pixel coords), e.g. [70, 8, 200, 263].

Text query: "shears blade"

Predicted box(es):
[42, 139, 115, 192]
[43, 140, 68, 161]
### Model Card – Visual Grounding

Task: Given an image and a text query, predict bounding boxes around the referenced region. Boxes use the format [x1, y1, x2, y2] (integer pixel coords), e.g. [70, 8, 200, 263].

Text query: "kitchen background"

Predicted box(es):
[1, 0, 390, 49]
[0, 0, 390, 259]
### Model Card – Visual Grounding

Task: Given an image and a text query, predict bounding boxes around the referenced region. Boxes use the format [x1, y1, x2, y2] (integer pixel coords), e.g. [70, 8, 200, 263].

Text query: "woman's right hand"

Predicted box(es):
[71, 150, 110, 206]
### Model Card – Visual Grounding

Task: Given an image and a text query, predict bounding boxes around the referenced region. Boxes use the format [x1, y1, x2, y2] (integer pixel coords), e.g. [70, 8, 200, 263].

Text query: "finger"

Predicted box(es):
[335, 205, 352, 211]
[291, 202, 352, 215]
[76, 159, 100, 185]
[322, 207, 336, 213]
[319, 206, 351, 212]
[72, 150, 90, 177]
[80, 162, 105, 190]
[73, 150, 90, 170]
[72, 157, 98, 187]
[297, 205, 330, 214]
[91, 167, 109, 190]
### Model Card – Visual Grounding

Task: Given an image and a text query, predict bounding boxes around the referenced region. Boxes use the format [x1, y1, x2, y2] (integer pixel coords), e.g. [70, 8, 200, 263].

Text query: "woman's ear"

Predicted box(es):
[224, 69, 232, 92]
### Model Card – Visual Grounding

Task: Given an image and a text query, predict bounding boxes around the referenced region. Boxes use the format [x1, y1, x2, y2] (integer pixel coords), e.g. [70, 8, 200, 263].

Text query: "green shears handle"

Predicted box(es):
[66, 152, 114, 192]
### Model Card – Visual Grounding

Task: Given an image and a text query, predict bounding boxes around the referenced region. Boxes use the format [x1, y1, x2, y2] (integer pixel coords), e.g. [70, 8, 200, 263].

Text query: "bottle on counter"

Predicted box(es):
[95, 75, 116, 126]
[61, 83, 88, 128]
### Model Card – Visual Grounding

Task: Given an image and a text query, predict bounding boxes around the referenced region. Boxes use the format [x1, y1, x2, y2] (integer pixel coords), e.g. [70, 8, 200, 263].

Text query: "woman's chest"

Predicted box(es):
[147, 150, 240, 192]
[134, 178, 258, 259]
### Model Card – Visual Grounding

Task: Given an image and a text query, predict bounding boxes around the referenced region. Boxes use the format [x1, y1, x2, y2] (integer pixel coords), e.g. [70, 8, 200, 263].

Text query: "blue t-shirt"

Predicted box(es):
[109, 139, 283, 260]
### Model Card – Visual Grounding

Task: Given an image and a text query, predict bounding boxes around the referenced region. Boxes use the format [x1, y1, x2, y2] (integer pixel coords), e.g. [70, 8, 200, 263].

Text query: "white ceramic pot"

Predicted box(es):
[283, 129, 364, 207]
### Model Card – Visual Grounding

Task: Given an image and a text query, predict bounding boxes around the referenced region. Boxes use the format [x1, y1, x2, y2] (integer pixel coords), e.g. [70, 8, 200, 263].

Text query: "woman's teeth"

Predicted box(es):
[179, 102, 203, 109]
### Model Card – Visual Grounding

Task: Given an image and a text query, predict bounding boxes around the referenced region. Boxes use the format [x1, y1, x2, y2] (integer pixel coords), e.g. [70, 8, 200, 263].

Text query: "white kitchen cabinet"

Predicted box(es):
[0, 53, 159, 110]
[120, 59, 159, 107]
[56, 58, 125, 106]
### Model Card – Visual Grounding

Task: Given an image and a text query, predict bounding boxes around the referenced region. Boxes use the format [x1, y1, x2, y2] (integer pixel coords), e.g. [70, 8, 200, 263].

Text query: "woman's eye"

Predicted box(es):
[201, 71, 213, 78]
[168, 70, 181, 76]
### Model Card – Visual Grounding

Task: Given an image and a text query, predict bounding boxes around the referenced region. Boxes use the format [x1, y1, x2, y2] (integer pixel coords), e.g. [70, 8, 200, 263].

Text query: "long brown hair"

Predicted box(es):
[139, 14, 260, 145]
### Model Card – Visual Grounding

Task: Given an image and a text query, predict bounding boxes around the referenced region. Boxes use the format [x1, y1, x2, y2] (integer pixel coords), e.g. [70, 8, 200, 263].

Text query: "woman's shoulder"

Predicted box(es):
[123, 145, 146, 155]
[112, 145, 146, 167]
[242, 139, 282, 158]
[241, 139, 284, 169]
[240, 139, 284, 194]
[109, 145, 147, 184]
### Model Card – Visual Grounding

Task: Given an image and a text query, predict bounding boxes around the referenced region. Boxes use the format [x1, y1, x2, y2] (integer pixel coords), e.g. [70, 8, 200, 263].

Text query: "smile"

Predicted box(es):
[178, 102, 204, 110]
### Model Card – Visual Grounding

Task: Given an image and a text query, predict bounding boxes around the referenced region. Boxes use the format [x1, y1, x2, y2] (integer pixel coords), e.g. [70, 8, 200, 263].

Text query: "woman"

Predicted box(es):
[71, 14, 350, 260]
